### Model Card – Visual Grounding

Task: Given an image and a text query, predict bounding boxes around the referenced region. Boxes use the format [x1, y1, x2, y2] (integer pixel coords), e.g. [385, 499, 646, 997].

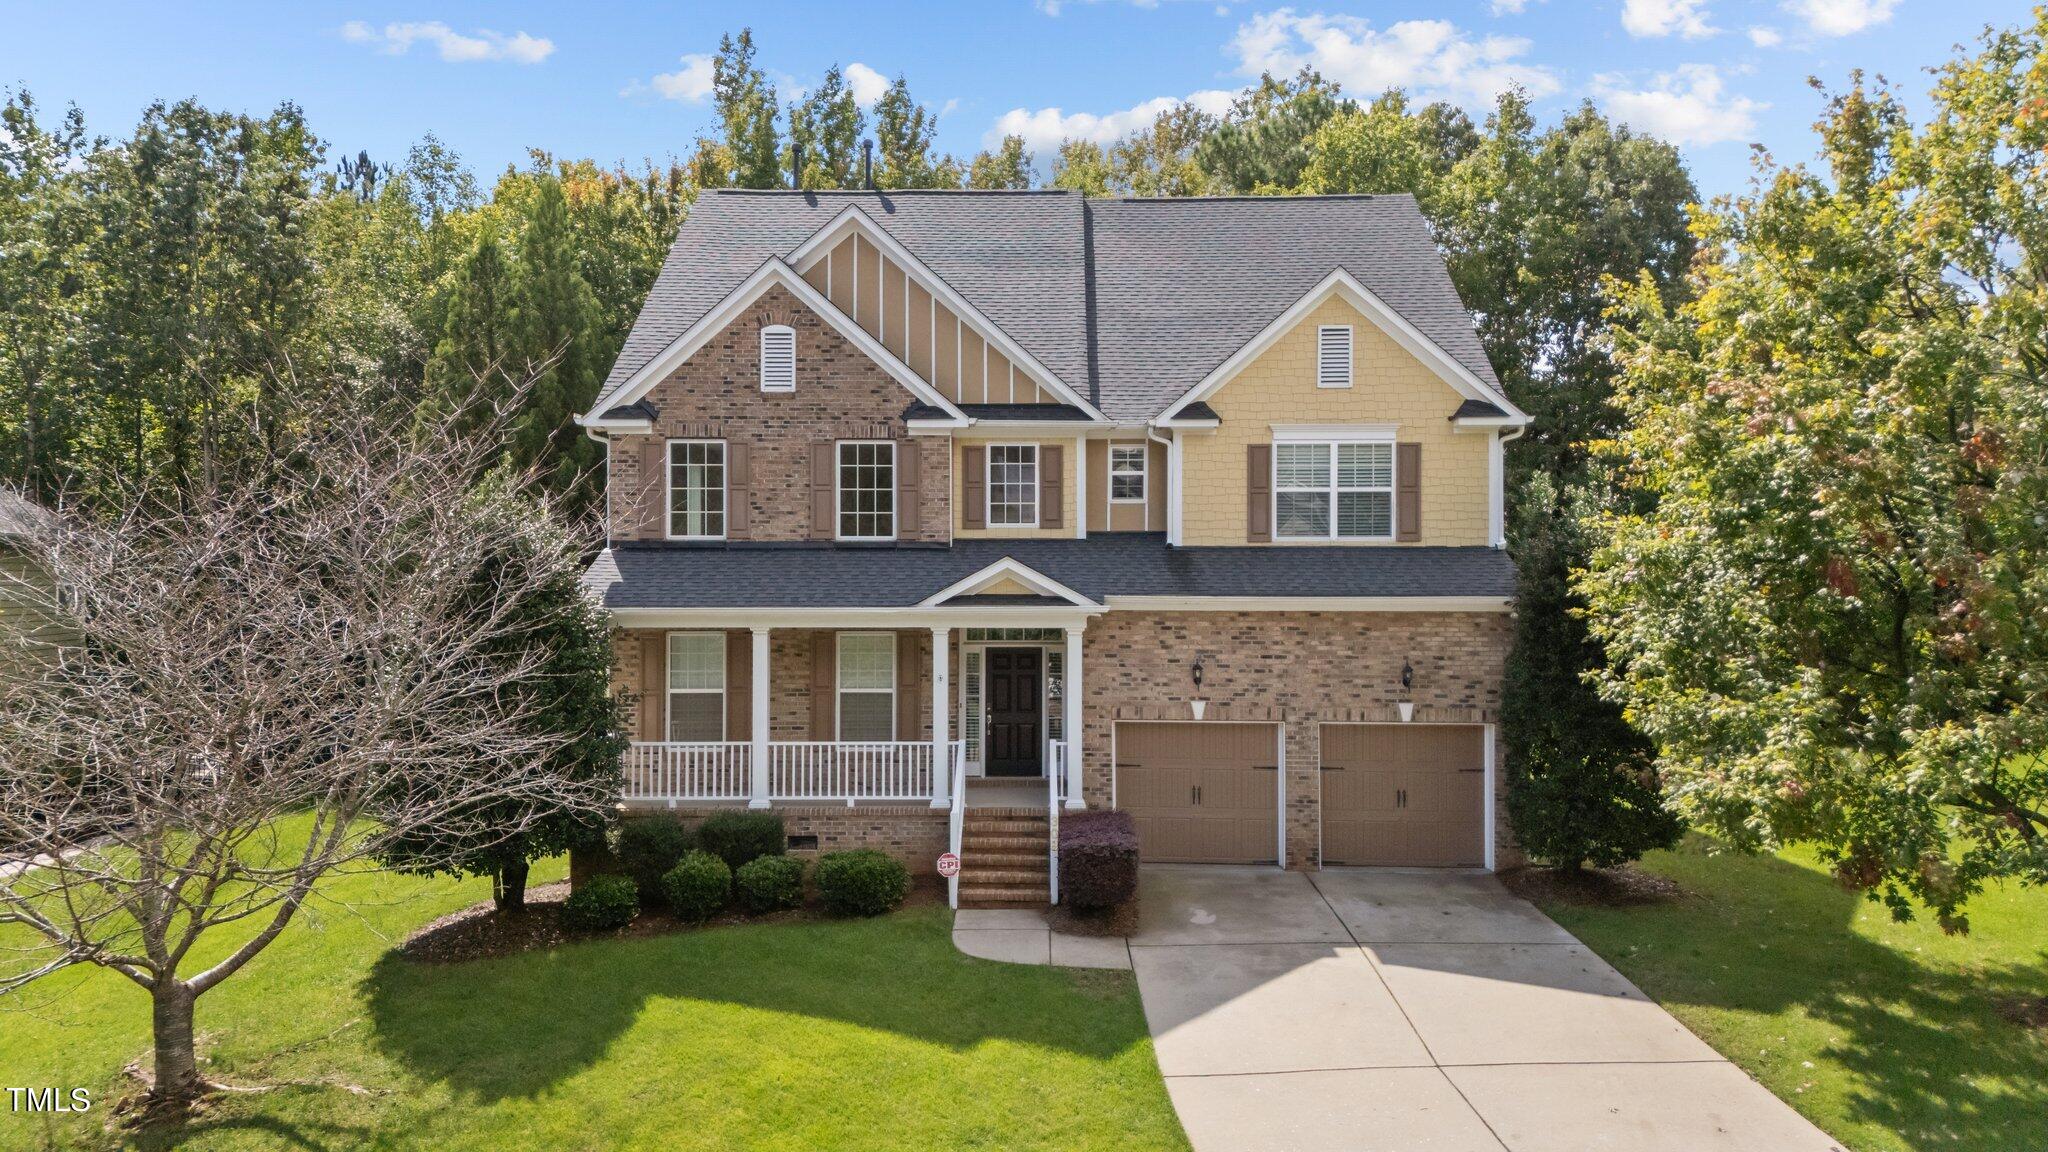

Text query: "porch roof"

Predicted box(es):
[582, 534, 1514, 611]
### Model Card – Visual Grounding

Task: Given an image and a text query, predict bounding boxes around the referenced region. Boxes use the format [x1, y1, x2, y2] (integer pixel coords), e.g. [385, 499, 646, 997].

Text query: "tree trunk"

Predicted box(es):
[150, 982, 202, 1104]
[494, 859, 530, 913]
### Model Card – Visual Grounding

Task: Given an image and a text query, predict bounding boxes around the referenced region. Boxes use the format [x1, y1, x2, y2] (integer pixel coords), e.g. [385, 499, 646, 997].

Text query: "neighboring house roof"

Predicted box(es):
[583, 535, 1516, 609]
[594, 190, 1502, 424]
[0, 491, 48, 539]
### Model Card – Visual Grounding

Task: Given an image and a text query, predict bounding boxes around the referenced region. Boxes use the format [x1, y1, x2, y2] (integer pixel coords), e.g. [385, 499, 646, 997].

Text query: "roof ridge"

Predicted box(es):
[703, 187, 1079, 197]
[1091, 192, 1414, 203]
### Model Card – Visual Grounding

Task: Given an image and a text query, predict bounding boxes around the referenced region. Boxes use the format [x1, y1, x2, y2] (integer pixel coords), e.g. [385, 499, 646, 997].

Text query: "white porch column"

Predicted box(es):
[1063, 625, 1085, 809]
[749, 627, 771, 809]
[930, 627, 951, 808]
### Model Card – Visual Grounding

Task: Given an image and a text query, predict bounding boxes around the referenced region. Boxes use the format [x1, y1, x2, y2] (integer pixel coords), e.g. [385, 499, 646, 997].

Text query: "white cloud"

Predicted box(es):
[1783, 0, 1898, 36]
[986, 89, 1236, 153]
[1621, 0, 1717, 39]
[844, 63, 891, 107]
[1037, 0, 1185, 13]
[1593, 64, 1765, 146]
[339, 20, 553, 64]
[626, 53, 716, 103]
[1747, 25, 1784, 47]
[1490, 0, 1530, 13]
[1228, 9, 1560, 107]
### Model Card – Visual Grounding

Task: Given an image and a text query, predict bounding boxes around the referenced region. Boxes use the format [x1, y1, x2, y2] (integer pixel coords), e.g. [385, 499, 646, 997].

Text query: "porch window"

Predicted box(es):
[667, 440, 725, 539]
[988, 444, 1038, 527]
[837, 633, 895, 741]
[837, 441, 895, 540]
[1109, 445, 1146, 503]
[666, 632, 725, 741]
[1274, 441, 1394, 541]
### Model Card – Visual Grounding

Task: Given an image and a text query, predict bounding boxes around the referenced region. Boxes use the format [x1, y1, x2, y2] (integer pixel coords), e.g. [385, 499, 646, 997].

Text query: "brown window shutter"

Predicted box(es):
[725, 630, 750, 740]
[726, 442, 750, 538]
[963, 444, 986, 530]
[1396, 442, 1422, 542]
[810, 443, 836, 540]
[895, 632, 920, 739]
[810, 632, 836, 739]
[895, 440, 920, 537]
[1247, 444, 1272, 543]
[1040, 444, 1064, 529]
[642, 632, 664, 740]
[643, 439, 669, 539]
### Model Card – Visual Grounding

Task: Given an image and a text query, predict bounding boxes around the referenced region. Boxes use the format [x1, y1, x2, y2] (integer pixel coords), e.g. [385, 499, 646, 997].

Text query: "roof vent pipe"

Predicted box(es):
[861, 138, 874, 189]
[790, 142, 803, 189]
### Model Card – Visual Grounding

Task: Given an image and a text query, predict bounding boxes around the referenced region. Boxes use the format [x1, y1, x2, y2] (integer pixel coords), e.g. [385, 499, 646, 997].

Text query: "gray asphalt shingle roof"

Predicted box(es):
[583, 535, 1515, 609]
[595, 189, 1499, 422]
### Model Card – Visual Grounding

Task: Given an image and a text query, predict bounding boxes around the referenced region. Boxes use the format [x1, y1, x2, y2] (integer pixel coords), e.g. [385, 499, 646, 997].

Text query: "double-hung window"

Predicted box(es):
[988, 444, 1039, 527]
[837, 441, 895, 540]
[666, 632, 725, 741]
[836, 633, 896, 741]
[1275, 440, 1395, 540]
[1109, 445, 1146, 503]
[668, 440, 726, 539]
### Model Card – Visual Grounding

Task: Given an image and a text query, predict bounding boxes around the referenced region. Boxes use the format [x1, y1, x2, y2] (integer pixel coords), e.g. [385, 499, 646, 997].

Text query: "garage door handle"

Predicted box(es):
[1457, 768, 1483, 774]
[1321, 764, 1345, 771]
[1254, 764, 1277, 771]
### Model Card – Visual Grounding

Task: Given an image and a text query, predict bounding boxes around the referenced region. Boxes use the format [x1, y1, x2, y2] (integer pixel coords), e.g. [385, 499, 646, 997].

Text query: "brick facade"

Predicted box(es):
[606, 284, 950, 544]
[572, 805, 948, 886]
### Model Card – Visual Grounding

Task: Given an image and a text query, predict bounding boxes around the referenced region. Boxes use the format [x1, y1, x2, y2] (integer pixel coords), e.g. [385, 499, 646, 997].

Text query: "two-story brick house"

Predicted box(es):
[577, 189, 1528, 905]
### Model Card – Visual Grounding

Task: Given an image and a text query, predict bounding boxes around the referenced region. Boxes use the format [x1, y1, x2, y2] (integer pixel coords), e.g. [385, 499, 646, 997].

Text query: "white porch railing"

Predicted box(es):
[1047, 741, 1063, 906]
[624, 742, 751, 805]
[947, 740, 968, 909]
[769, 741, 933, 805]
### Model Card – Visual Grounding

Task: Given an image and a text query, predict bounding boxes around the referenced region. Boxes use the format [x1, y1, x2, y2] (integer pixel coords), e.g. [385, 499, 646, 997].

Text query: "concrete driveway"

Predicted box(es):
[1131, 865, 1846, 1152]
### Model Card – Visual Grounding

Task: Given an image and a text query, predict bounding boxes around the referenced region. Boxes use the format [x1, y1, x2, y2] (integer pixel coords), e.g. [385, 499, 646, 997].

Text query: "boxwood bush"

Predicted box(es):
[734, 855, 806, 913]
[1060, 810, 1139, 909]
[614, 817, 692, 903]
[660, 851, 732, 923]
[815, 849, 909, 917]
[562, 874, 639, 932]
[695, 809, 786, 870]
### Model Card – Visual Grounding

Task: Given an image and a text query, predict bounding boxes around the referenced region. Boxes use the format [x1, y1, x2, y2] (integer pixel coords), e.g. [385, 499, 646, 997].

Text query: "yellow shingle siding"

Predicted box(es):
[1180, 297, 1492, 547]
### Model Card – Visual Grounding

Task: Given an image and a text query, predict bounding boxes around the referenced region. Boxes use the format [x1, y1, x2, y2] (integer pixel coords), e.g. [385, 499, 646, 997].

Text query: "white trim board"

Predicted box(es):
[1155, 268, 1530, 426]
[919, 557, 1098, 608]
[1103, 595, 1512, 613]
[578, 257, 969, 425]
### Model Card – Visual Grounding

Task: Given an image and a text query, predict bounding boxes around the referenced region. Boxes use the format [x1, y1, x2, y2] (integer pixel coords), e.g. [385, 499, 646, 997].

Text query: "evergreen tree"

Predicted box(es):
[507, 178, 603, 503]
[424, 218, 518, 438]
[1195, 69, 1346, 193]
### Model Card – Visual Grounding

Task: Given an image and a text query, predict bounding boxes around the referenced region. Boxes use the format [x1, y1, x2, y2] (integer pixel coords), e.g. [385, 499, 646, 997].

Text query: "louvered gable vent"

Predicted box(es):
[760, 325, 796, 393]
[1317, 325, 1353, 389]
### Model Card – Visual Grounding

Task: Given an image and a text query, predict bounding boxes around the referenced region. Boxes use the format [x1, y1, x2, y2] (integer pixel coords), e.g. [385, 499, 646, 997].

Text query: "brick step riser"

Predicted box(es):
[963, 822, 1048, 836]
[958, 835, 1049, 852]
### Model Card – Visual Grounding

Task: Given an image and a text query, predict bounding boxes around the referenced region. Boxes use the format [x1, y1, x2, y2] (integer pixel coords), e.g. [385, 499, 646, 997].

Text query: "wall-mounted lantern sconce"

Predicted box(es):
[1190, 655, 1207, 720]
[1192, 655, 1205, 690]
[1398, 660, 1415, 722]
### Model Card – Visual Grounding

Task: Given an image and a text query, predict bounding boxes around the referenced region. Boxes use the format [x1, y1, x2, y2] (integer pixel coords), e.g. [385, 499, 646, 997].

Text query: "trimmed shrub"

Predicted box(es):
[815, 849, 909, 917]
[660, 851, 732, 923]
[562, 874, 638, 932]
[614, 817, 692, 903]
[735, 855, 806, 914]
[1060, 810, 1139, 909]
[695, 809, 786, 870]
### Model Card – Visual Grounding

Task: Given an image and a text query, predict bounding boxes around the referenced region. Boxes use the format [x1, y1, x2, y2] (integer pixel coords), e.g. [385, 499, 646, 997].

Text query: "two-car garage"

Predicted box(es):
[1113, 721, 1488, 869]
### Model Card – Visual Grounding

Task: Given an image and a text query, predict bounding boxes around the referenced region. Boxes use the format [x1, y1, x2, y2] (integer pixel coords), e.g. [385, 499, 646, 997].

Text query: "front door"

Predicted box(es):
[984, 648, 1044, 777]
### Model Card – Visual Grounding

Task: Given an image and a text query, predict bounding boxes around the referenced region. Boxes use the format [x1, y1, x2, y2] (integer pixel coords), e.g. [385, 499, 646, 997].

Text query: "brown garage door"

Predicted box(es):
[1321, 725, 1484, 867]
[1116, 722, 1279, 864]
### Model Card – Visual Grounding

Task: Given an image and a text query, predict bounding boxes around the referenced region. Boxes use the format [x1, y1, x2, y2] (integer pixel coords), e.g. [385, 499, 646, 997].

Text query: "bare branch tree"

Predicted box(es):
[0, 397, 619, 1113]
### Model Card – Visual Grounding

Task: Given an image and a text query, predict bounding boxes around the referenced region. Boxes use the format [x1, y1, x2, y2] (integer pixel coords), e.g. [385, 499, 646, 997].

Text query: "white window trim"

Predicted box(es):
[666, 631, 727, 742]
[1273, 435, 1397, 543]
[986, 442, 1041, 529]
[1108, 443, 1147, 504]
[836, 631, 896, 742]
[1317, 324, 1353, 389]
[835, 440, 897, 542]
[759, 324, 796, 393]
[665, 438, 727, 542]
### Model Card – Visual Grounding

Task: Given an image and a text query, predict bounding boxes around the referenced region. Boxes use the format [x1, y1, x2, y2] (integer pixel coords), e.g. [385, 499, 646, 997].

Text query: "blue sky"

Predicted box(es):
[1, 1, 2020, 199]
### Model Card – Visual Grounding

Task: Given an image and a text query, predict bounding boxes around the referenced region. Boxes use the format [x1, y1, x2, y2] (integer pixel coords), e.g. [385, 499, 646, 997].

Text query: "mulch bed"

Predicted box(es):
[400, 875, 945, 964]
[1498, 863, 1689, 908]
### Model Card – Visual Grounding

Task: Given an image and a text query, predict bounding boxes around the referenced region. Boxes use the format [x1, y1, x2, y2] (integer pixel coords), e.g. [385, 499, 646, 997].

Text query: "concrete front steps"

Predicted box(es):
[957, 807, 1052, 909]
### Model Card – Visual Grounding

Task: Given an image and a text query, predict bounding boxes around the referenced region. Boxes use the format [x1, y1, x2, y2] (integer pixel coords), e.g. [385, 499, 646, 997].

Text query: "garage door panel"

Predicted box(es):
[1116, 723, 1279, 865]
[1322, 725, 1484, 868]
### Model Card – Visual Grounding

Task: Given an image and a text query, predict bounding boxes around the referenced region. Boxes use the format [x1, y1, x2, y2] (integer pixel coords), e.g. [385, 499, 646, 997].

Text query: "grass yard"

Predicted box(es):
[1527, 835, 2048, 1152]
[0, 828, 1188, 1152]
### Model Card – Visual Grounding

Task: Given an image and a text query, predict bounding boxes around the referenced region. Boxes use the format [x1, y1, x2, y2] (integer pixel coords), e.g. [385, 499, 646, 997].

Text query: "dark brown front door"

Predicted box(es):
[984, 648, 1044, 777]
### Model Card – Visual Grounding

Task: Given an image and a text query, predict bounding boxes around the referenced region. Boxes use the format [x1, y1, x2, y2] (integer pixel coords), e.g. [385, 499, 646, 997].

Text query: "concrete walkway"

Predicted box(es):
[951, 907, 1133, 969]
[1126, 865, 1847, 1152]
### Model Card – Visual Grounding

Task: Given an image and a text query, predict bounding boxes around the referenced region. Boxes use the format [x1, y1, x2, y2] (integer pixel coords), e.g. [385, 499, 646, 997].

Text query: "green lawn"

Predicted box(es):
[0, 834, 1188, 1152]
[1527, 836, 2048, 1152]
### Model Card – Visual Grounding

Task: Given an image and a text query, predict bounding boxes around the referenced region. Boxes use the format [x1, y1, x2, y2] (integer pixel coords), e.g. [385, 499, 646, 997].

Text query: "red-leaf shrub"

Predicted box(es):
[1060, 810, 1138, 909]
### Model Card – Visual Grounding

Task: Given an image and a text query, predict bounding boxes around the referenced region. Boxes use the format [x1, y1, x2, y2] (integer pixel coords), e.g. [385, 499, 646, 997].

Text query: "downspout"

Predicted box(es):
[583, 424, 613, 549]
[1493, 425, 1525, 550]
[1146, 426, 1175, 546]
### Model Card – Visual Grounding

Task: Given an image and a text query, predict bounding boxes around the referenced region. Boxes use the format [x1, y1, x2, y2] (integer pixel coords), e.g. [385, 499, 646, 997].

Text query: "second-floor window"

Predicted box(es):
[668, 440, 726, 539]
[1109, 444, 1146, 502]
[988, 444, 1039, 527]
[1275, 441, 1394, 541]
[838, 441, 895, 540]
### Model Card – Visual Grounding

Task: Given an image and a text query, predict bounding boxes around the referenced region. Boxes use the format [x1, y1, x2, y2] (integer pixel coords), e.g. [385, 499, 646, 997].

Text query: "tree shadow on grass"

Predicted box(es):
[360, 905, 1144, 1104]
[1558, 838, 2048, 1151]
